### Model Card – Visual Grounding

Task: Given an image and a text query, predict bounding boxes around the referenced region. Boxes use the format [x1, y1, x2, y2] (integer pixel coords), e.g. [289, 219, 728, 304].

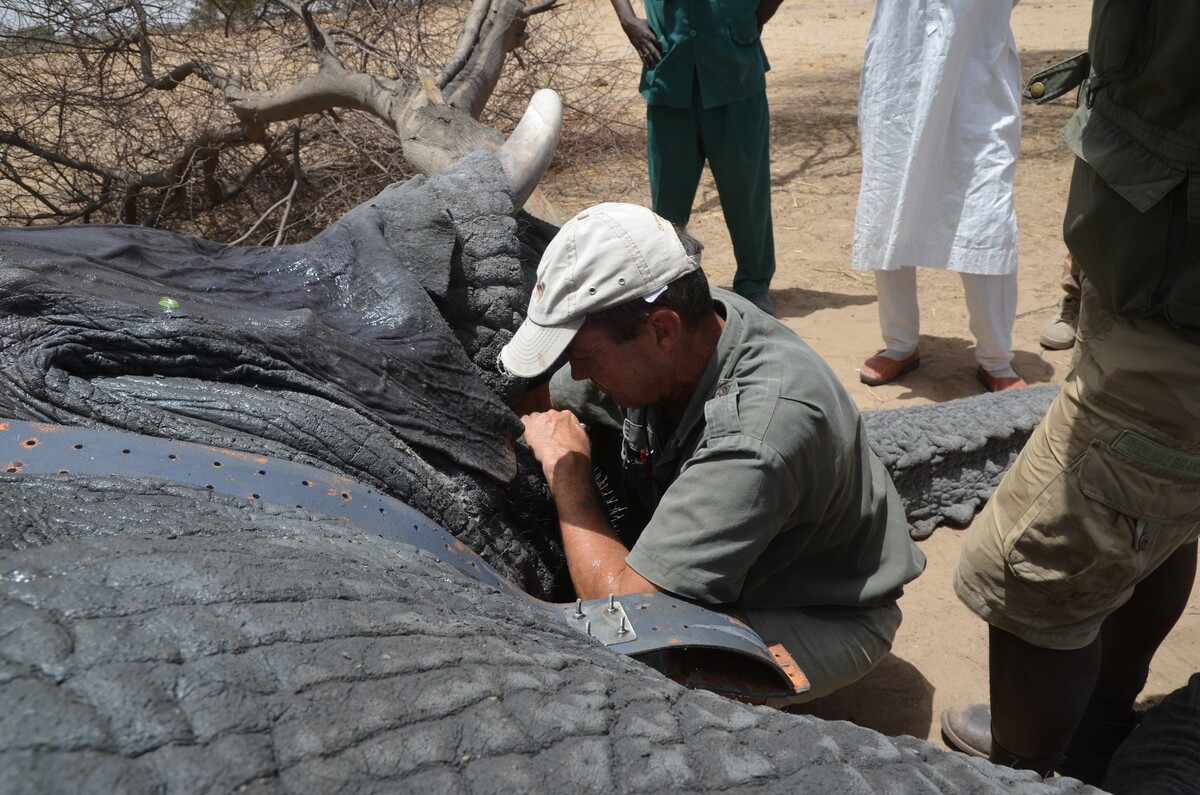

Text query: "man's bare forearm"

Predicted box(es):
[609, 0, 662, 65]
[548, 453, 658, 599]
[521, 409, 659, 600]
[757, 0, 784, 29]
[609, 0, 638, 26]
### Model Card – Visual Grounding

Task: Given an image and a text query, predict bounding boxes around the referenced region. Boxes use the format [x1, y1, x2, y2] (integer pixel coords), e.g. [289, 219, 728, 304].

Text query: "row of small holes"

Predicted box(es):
[10, 439, 504, 600]
[17, 440, 369, 511]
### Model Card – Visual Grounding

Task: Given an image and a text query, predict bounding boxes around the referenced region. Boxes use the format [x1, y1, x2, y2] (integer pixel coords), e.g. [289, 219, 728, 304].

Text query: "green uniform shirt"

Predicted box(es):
[639, 0, 770, 109]
[552, 289, 925, 609]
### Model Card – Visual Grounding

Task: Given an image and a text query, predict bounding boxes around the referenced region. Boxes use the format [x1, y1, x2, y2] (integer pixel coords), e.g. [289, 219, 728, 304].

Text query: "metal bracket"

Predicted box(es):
[0, 418, 808, 701]
[0, 418, 517, 594]
[562, 596, 637, 645]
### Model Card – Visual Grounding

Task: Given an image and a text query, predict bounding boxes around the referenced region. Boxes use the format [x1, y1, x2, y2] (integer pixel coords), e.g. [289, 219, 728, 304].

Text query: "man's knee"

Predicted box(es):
[754, 601, 902, 706]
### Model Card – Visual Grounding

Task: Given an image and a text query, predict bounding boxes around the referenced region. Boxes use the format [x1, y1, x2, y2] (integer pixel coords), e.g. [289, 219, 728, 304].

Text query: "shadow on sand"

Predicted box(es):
[784, 653, 937, 741]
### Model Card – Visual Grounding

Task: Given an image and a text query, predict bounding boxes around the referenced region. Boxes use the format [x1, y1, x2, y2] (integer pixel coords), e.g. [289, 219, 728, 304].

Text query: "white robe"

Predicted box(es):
[853, 0, 1021, 275]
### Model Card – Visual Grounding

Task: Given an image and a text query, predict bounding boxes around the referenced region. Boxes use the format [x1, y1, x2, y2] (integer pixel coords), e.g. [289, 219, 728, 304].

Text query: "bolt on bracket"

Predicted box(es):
[563, 596, 637, 645]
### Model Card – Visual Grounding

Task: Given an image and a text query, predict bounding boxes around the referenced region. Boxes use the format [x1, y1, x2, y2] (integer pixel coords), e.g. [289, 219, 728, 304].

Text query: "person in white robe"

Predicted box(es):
[852, 0, 1026, 392]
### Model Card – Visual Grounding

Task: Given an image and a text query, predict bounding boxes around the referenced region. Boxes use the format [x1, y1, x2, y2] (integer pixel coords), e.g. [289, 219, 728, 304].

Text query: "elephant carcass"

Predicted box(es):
[863, 384, 1060, 539]
[0, 89, 1109, 790]
[0, 466, 1098, 794]
[0, 147, 573, 601]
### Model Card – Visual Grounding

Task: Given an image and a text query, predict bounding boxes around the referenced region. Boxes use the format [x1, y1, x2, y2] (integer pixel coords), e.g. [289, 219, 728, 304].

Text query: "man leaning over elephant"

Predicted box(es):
[499, 202, 925, 704]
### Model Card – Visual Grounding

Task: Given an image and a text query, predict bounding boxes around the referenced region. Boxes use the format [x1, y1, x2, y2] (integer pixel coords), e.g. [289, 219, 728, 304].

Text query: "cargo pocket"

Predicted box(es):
[1003, 433, 1200, 605]
[730, 19, 759, 46]
[643, 40, 675, 82]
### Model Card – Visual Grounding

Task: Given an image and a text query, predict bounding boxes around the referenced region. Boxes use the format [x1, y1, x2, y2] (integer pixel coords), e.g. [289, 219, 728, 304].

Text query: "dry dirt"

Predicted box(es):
[541, 0, 1200, 751]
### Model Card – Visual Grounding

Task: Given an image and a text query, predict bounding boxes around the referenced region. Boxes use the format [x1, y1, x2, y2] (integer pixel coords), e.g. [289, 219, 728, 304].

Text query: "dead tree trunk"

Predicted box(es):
[0, 0, 562, 232]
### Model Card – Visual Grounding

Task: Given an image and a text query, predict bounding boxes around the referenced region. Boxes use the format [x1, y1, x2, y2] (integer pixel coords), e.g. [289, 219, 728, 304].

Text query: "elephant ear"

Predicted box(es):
[375, 179, 458, 302]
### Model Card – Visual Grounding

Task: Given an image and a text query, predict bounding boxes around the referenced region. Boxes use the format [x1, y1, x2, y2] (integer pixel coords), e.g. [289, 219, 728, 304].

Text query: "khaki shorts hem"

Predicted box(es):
[953, 569, 1100, 651]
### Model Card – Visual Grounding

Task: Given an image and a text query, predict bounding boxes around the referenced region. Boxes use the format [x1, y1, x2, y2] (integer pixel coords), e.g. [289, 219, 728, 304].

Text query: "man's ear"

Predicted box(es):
[646, 307, 683, 350]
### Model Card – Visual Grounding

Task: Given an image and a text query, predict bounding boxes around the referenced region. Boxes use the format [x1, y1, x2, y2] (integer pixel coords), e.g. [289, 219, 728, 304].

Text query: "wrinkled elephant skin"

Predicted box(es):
[0, 151, 1108, 793]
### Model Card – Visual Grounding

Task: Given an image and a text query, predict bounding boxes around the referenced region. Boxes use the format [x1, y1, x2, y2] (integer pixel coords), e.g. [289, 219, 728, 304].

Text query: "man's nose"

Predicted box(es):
[568, 359, 589, 381]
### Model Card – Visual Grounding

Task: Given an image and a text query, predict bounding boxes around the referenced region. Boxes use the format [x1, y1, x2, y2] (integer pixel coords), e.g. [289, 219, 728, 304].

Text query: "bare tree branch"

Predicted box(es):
[441, 0, 529, 119]
[522, 0, 560, 18]
[274, 121, 304, 245]
[0, 0, 625, 239]
[437, 0, 492, 90]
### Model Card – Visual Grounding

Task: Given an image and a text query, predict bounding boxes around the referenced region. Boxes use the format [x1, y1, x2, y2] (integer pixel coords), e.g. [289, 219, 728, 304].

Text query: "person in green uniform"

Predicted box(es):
[500, 202, 926, 703]
[609, 0, 784, 315]
[940, 0, 1200, 784]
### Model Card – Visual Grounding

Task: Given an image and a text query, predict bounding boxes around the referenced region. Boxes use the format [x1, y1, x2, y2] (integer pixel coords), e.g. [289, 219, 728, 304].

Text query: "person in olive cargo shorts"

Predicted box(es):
[609, 0, 784, 315]
[941, 0, 1200, 785]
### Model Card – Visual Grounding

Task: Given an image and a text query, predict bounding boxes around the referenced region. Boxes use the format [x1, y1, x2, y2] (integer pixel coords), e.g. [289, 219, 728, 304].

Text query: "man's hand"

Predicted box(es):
[520, 409, 592, 492]
[522, 408, 660, 600]
[610, 0, 662, 68]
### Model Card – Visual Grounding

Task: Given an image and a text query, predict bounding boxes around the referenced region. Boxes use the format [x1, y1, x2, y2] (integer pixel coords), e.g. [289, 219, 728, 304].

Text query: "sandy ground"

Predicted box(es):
[541, 0, 1200, 750]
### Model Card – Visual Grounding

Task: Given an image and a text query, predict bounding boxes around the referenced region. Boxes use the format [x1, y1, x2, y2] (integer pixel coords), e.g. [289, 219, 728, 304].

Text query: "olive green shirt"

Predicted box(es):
[1061, 0, 1200, 339]
[639, 0, 770, 110]
[551, 289, 925, 610]
[1064, 0, 1200, 217]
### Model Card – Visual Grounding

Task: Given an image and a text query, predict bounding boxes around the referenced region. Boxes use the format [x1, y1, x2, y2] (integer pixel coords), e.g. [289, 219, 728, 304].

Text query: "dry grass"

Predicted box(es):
[0, 1, 640, 242]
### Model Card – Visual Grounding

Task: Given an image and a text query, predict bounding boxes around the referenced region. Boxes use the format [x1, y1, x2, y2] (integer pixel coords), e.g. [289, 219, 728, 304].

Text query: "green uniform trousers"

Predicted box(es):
[646, 90, 776, 297]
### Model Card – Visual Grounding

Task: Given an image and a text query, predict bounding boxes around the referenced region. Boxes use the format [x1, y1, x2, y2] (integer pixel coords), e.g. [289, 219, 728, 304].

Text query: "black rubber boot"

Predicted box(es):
[989, 739, 1060, 779]
[941, 703, 1059, 778]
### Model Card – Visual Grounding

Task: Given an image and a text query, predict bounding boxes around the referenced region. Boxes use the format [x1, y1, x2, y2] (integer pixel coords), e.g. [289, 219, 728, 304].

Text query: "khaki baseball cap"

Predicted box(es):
[499, 202, 697, 378]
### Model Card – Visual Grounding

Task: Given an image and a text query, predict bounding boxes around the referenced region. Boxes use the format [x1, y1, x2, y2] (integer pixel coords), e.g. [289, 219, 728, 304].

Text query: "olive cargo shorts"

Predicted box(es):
[954, 281, 1200, 650]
